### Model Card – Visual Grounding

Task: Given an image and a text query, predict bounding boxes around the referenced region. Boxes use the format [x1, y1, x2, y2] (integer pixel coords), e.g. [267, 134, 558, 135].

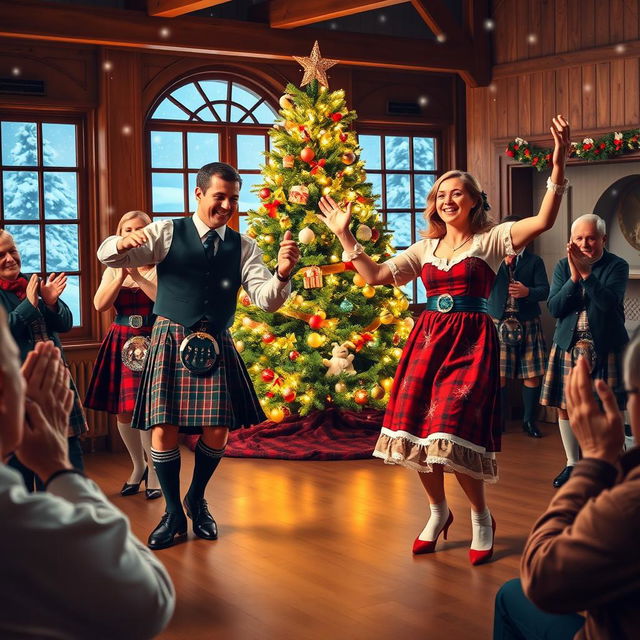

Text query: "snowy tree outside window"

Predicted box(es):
[1, 119, 82, 326]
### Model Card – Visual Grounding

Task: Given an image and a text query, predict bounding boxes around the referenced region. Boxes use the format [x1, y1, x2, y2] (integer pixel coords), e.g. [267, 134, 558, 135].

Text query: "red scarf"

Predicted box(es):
[0, 276, 28, 300]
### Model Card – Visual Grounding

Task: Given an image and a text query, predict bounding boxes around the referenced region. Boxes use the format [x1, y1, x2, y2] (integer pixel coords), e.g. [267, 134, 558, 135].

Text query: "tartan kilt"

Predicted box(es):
[494, 316, 547, 380]
[540, 342, 624, 410]
[69, 376, 88, 437]
[132, 317, 265, 433]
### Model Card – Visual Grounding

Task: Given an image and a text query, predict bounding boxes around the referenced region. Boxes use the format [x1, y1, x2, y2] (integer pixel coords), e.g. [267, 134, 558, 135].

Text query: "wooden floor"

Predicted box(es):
[84, 420, 566, 640]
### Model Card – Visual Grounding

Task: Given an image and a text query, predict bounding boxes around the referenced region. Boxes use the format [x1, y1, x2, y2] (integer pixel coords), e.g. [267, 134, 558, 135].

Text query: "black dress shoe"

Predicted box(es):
[523, 421, 543, 438]
[552, 466, 574, 488]
[183, 497, 218, 540]
[120, 467, 148, 497]
[147, 512, 187, 550]
[145, 488, 163, 500]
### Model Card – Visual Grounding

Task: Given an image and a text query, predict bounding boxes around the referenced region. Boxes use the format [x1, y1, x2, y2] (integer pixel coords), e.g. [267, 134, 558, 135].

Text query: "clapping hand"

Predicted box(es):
[317, 196, 352, 237]
[567, 241, 592, 280]
[40, 272, 67, 307]
[25, 274, 39, 308]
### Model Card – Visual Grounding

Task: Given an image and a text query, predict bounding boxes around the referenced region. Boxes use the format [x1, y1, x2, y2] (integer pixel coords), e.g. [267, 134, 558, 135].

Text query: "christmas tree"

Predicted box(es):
[231, 43, 414, 423]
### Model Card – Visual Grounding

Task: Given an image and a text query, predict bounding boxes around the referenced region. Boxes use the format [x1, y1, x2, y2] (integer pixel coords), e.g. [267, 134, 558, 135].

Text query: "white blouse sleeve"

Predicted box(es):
[476, 222, 516, 273]
[384, 240, 426, 287]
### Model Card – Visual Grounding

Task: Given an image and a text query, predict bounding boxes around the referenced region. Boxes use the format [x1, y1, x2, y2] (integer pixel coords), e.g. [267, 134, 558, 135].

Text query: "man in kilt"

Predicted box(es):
[0, 229, 87, 488]
[98, 162, 300, 549]
[488, 224, 550, 438]
[541, 213, 629, 487]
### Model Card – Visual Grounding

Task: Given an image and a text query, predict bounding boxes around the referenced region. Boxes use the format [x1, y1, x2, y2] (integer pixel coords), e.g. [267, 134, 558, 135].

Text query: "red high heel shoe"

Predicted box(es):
[469, 515, 496, 566]
[412, 510, 454, 555]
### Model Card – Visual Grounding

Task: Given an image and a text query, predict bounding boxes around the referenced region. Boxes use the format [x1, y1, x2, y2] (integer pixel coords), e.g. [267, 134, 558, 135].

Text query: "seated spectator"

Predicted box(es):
[493, 329, 640, 640]
[0, 307, 175, 639]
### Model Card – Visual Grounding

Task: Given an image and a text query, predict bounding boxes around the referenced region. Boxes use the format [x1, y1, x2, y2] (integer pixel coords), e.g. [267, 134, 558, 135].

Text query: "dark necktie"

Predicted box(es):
[203, 230, 218, 260]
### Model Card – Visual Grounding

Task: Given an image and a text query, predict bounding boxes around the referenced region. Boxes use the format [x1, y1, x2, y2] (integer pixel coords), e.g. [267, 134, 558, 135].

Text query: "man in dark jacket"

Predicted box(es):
[540, 213, 629, 487]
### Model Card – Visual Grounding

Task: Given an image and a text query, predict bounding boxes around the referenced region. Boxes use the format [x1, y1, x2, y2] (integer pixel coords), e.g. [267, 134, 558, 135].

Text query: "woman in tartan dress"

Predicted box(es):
[85, 211, 162, 499]
[318, 115, 570, 565]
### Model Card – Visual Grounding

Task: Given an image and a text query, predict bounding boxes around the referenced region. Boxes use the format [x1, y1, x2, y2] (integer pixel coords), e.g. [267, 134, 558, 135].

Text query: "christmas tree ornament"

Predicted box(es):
[392, 332, 401, 345]
[261, 368, 275, 382]
[381, 377, 395, 393]
[308, 314, 324, 329]
[393, 287, 405, 299]
[259, 187, 272, 200]
[270, 407, 285, 423]
[282, 387, 296, 403]
[298, 227, 316, 244]
[380, 309, 394, 324]
[318, 158, 327, 167]
[283, 154, 295, 168]
[320, 132, 333, 146]
[300, 146, 315, 163]
[264, 200, 281, 218]
[330, 112, 343, 122]
[355, 224, 372, 242]
[284, 120, 297, 131]
[240, 294, 251, 306]
[370, 384, 384, 400]
[303, 266, 323, 289]
[335, 381, 347, 393]
[279, 94, 294, 110]
[392, 348, 403, 359]
[371, 228, 380, 242]
[341, 151, 356, 165]
[362, 285, 375, 298]
[289, 350, 300, 361]
[235, 340, 245, 353]
[293, 40, 339, 88]
[403, 317, 415, 329]
[288, 185, 310, 205]
[322, 186, 332, 196]
[353, 273, 366, 287]
[262, 333, 275, 344]
[265, 391, 275, 399]
[339, 132, 348, 142]
[354, 388, 369, 405]
[398, 298, 410, 311]
[307, 332, 324, 348]
[339, 299, 354, 312]
[264, 234, 275, 244]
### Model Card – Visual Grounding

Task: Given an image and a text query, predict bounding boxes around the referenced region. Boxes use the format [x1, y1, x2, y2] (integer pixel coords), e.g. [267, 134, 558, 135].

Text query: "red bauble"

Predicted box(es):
[240, 295, 251, 306]
[318, 158, 326, 167]
[371, 228, 380, 243]
[262, 333, 275, 344]
[259, 188, 272, 200]
[331, 113, 343, 122]
[282, 387, 296, 403]
[339, 133, 348, 142]
[289, 350, 300, 361]
[300, 147, 315, 163]
[265, 391, 275, 398]
[343, 261, 355, 271]
[261, 368, 275, 382]
[308, 315, 324, 330]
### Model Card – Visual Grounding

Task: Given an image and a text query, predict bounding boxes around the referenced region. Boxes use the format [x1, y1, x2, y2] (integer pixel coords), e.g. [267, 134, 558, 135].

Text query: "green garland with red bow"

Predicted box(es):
[505, 128, 640, 171]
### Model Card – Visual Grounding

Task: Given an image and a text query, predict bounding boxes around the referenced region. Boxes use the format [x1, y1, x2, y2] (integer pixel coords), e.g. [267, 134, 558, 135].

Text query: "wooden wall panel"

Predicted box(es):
[539, 0, 556, 57]
[594, 1, 611, 46]
[596, 62, 611, 128]
[568, 66, 583, 131]
[517, 74, 531, 136]
[624, 57, 640, 123]
[556, 68, 569, 121]
[624, 0, 639, 41]
[530, 72, 545, 134]
[554, 0, 569, 54]
[566, 0, 582, 51]
[580, 0, 596, 50]
[610, 59, 625, 125]
[581, 64, 596, 129]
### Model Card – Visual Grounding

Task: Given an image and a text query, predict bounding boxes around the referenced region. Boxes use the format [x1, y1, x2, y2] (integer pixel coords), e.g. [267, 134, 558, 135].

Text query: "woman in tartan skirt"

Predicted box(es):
[318, 116, 570, 565]
[540, 213, 629, 489]
[85, 211, 162, 499]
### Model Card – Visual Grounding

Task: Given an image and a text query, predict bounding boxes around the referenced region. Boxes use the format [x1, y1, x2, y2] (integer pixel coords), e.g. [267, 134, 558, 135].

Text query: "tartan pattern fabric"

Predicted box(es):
[84, 288, 155, 414]
[68, 376, 88, 436]
[494, 317, 547, 379]
[381, 258, 502, 465]
[132, 317, 265, 432]
[540, 343, 624, 410]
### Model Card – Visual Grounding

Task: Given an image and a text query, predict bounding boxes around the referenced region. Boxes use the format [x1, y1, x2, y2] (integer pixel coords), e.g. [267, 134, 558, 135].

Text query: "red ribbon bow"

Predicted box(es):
[0, 276, 28, 300]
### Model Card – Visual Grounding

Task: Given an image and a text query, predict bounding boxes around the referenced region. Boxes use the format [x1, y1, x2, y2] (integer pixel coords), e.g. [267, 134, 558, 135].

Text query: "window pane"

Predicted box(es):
[188, 173, 197, 212]
[3, 171, 39, 220]
[42, 123, 77, 167]
[239, 173, 261, 212]
[414, 211, 428, 238]
[385, 136, 410, 170]
[5, 224, 40, 271]
[171, 83, 205, 114]
[400, 281, 413, 303]
[367, 173, 383, 208]
[416, 282, 427, 303]
[150, 99, 190, 121]
[359, 135, 381, 170]
[196, 106, 219, 122]
[414, 137, 435, 171]
[230, 105, 247, 123]
[44, 172, 78, 219]
[414, 174, 435, 208]
[187, 132, 219, 169]
[385, 173, 410, 208]
[232, 83, 259, 110]
[238, 214, 250, 234]
[386, 212, 412, 247]
[200, 80, 228, 105]
[60, 274, 81, 327]
[150, 131, 183, 168]
[252, 102, 277, 124]
[46, 224, 79, 272]
[2, 121, 37, 166]
[151, 172, 184, 213]
[237, 135, 266, 170]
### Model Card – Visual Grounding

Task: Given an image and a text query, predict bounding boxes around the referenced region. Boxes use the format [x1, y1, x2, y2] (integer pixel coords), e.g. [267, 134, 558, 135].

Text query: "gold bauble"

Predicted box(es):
[270, 407, 285, 423]
[322, 186, 332, 196]
[307, 332, 324, 348]
[320, 133, 332, 146]
[354, 388, 369, 405]
[353, 273, 366, 287]
[392, 348, 403, 359]
[242, 316, 254, 328]
[279, 94, 294, 110]
[264, 234, 275, 244]
[362, 285, 375, 298]
[370, 384, 384, 400]
[398, 298, 409, 311]
[295, 294, 305, 305]
[403, 316, 415, 330]
[381, 377, 395, 393]
[235, 340, 245, 353]
[316, 310, 327, 319]
[247, 229, 257, 238]
[393, 287, 404, 299]
[335, 381, 347, 393]
[380, 309, 394, 324]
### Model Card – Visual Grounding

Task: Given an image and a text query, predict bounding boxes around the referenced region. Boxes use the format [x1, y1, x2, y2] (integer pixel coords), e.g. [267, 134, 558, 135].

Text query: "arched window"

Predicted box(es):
[146, 76, 278, 232]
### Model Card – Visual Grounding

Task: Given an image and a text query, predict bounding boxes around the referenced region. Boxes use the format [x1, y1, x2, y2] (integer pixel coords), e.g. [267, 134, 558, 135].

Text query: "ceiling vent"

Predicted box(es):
[387, 101, 421, 116]
[0, 78, 46, 96]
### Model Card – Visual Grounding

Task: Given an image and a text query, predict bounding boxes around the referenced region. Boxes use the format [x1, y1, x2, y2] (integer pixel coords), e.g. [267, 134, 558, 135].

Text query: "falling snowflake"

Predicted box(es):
[453, 384, 472, 400]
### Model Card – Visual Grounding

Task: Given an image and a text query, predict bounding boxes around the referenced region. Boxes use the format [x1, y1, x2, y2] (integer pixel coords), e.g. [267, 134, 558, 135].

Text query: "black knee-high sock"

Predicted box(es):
[186, 439, 225, 504]
[522, 385, 541, 423]
[151, 447, 183, 515]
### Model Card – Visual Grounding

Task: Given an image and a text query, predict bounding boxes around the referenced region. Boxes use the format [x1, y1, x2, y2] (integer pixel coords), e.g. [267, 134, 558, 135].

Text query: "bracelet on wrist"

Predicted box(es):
[341, 242, 365, 263]
[275, 267, 291, 283]
[546, 177, 569, 195]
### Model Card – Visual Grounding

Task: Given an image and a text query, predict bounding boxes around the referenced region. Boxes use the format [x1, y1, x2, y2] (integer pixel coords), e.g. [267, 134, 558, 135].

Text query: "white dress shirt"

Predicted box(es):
[97, 214, 291, 312]
[0, 464, 175, 639]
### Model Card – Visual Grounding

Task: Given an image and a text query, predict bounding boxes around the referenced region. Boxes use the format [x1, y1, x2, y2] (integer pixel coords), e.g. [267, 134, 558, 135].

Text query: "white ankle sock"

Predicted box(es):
[418, 500, 450, 541]
[558, 418, 580, 466]
[117, 420, 145, 484]
[471, 508, 493, 551]
[140, 429, 160, 489]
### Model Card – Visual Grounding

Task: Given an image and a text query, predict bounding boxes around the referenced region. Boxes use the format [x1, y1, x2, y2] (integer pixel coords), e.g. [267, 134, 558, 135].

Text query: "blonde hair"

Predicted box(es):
[421, 170, 493, 239]
[624, 329, 640, 391]
[116, 210, 151, 236]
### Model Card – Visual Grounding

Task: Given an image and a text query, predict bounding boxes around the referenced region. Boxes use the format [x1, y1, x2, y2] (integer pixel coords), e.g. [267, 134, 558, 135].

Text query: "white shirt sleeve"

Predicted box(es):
[97, 219, 174, 268]
[0, 467, 175, 640]
[476, 222, 516, 273]
[384, 240, 427, 287]
[240, 235, 291, 311]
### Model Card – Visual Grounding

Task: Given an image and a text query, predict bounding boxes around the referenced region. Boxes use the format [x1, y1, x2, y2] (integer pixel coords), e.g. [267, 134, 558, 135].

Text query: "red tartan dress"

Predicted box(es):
[374, 223, 515, 483]
[84, 286, 155, 415]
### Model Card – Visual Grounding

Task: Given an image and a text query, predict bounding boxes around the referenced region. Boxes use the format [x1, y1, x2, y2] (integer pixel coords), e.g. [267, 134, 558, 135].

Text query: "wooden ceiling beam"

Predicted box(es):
[409, 0, 464, 42]
[269, 0, 405, 29]
[147, 0, 231, 18]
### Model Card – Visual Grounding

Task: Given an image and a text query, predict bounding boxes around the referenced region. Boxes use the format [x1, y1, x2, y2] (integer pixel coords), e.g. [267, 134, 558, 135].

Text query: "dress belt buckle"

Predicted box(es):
[129, 314, 143, 328]
[435, 293, 454, 313]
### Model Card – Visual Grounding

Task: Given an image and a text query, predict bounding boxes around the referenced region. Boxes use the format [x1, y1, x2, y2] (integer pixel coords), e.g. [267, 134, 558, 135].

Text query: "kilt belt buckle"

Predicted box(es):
[128, 314, 143, 328]
[179, 321, 220, 375]
[435, 293, 454, 313]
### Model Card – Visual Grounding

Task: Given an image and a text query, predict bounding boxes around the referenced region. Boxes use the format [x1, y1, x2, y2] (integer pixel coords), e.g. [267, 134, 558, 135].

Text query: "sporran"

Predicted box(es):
[122, 336, 150, 372]
[179, 330, 220, 374]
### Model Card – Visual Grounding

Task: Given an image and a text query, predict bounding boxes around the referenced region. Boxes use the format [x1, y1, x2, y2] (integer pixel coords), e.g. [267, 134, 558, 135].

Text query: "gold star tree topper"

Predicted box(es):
[293, 41, 339, 88]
